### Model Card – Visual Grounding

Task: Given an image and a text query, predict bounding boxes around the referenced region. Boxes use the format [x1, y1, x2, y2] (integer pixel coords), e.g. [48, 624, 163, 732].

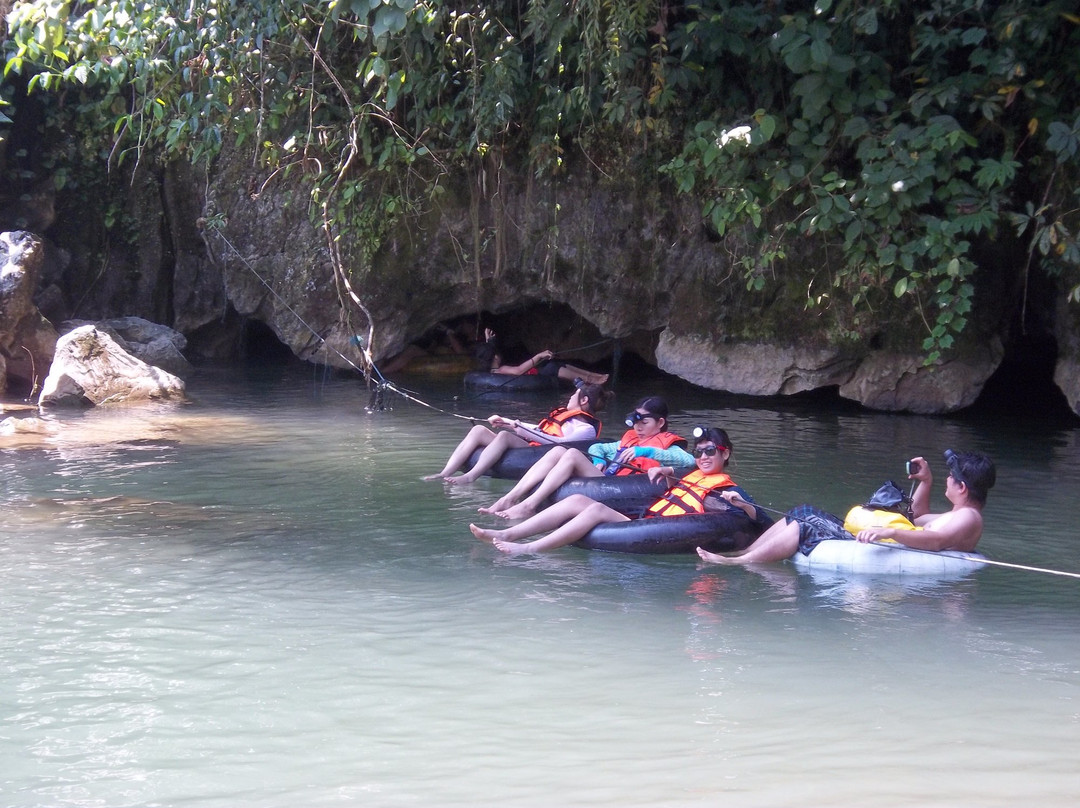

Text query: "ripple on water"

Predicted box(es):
[3, 370, 1080, 807]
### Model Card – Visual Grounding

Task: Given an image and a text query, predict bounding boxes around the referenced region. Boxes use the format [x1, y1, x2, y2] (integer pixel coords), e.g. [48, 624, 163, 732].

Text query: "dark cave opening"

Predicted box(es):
[967, 332, 1074, 422]
[239, 319, 297, 364]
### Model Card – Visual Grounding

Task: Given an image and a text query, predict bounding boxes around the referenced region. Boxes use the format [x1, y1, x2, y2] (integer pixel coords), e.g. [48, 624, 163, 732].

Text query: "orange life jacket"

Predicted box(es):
[529, 408, 602, 446]
[609, 430, 686, 476]
[646, 470, 736, 517]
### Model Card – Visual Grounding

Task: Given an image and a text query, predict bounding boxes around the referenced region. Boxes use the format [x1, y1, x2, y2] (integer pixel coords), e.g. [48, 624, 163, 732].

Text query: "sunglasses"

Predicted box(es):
[624, 411, 658, 427]
[692, 445, 720, 458]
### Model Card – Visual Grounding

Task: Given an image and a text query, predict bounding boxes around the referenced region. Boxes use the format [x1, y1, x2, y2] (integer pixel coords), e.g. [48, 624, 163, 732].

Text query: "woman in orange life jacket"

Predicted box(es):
[470, 427, 768, 555]
[423, 381, 613, 483]
[477, 396, 695, 520]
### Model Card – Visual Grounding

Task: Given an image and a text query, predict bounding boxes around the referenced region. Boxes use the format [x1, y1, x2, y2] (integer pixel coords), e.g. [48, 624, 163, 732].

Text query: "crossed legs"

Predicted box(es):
[479, 447, 603, 519]
[471, 494, 630, 554]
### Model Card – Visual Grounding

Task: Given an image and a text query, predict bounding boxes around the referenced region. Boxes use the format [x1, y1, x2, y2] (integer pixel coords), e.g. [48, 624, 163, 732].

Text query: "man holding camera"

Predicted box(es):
[696, 450, 996, 565]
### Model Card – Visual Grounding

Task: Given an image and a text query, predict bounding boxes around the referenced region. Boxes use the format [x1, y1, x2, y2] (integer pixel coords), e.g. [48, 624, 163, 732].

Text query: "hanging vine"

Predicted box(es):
[1, 0, 1078, 364]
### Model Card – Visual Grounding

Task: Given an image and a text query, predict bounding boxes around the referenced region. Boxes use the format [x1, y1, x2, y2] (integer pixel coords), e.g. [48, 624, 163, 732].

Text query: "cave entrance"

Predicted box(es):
[476, 301, 658, 377]
[971, 331, 1073, 421]
[239, 319, 295, 364]
[184, 307, 296, 365]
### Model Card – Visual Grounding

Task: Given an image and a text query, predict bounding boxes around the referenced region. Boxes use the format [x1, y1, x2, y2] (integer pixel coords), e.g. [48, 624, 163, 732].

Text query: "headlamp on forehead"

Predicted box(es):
[693, 425, 731, 450]
[625, 410, 656, 427]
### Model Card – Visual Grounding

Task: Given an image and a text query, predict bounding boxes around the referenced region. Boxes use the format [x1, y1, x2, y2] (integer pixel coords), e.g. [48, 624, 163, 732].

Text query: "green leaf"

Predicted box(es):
[758, 114, 777, 142]
[854, 9, 878, 35]
[810, 37, 832, 67]
[373, 6, 407, 39]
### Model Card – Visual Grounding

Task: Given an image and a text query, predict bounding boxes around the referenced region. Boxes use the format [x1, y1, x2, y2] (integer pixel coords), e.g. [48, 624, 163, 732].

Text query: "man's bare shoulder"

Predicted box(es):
[920, 506, 984, 549]
[928, 505, 982, 522]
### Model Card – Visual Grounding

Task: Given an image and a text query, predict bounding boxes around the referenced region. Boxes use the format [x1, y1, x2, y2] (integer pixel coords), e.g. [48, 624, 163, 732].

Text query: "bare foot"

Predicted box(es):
[493, 538, 533, 555]
[445, 473, 477, 486]
[697, 547, 735, 564]
[497, 502, 537, 521]
[592, 373, 609, 385]
[470, 523, 501, 543]
[478, 496, 515, 515]
[422, 472, 448, 481]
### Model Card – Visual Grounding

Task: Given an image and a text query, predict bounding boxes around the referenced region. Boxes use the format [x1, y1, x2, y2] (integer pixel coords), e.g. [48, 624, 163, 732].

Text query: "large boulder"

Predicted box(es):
[655, 333, 858, 396]
[61, 316, 192, 378]
[0, 231, 58, 394]
[839, 342, 1004, 413]
[38, 325, 186, 407]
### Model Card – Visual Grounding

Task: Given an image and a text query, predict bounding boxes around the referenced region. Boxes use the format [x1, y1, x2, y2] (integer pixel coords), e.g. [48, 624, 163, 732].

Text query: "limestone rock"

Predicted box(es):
[62, 316, 191, 378]
[0, 231, 58, 394]
[656, 332, 858, 396]
[839, 342, 1003, 414]
[0, 415, 56, 436]
[656, 330, 1004, 414]
[38, 325, 186, 407]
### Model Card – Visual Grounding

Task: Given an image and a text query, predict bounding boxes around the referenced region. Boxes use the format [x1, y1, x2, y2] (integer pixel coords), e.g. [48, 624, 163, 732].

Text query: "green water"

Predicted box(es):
[1, 363, 1078, 806]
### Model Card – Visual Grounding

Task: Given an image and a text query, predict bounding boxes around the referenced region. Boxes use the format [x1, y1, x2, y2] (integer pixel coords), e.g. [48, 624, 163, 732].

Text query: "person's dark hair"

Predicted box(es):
[577, 383, 612, 414]
[945, 450, 996, 505]
[636, 396, 668, 421]
[473, 341, 497, 371]
[694, 427, 732, 451]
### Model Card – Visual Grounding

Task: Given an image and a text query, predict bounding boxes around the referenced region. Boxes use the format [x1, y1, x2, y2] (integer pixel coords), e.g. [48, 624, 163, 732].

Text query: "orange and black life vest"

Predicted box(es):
[608, 430, 686, 476]
[536, 408, 601, 439]
[646, 470, 736, 517]
[526, 408, 601, 446]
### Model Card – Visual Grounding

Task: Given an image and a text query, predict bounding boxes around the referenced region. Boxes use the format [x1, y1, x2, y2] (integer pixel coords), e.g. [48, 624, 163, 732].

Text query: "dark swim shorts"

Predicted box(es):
[786, 504, 855, 556]
[535, 359, 566, 377]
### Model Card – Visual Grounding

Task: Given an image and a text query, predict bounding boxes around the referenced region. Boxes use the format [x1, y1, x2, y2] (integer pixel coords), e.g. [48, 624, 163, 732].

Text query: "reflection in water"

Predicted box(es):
[2, 366, 1079, 807]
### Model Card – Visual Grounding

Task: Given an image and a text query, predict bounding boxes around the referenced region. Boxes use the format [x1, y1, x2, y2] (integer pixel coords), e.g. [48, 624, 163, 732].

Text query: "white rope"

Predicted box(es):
[869, 540, 1080, 580]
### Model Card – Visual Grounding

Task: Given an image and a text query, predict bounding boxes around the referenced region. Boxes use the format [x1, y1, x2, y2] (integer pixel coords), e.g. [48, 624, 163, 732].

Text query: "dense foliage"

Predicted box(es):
[2, 0, 1079, 358]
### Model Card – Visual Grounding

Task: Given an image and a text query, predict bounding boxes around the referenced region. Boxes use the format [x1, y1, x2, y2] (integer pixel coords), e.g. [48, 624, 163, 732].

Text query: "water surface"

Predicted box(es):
[2, 365, 1079, 806]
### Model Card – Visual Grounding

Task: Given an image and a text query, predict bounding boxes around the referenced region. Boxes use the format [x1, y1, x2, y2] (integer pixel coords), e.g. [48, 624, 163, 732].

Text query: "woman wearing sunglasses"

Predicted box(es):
[477, 397, 693, 520]
[470, 427, 767, 554]
[424, 382, 613, 483]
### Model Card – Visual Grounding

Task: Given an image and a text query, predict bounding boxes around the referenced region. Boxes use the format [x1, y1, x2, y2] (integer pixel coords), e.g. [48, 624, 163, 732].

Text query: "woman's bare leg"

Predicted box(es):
[696, 518, 800, 565]
[496, 449, 603, 520]
[556, 365, 609, 385]
[478, 447, 569, 513]
[423, 425, 496, 480]
[470, 496, 629, 555]
[447, 430, 529, 484]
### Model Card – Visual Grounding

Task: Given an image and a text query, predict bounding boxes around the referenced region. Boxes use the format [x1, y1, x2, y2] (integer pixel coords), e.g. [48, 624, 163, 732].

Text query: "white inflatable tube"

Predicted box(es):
[791, 539, 987, 577]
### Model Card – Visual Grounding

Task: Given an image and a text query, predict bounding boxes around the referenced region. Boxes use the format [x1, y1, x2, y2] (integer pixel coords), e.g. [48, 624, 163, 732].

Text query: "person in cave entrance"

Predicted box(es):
[381, 319, 479, 374]
[475, 329, 609, 385]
